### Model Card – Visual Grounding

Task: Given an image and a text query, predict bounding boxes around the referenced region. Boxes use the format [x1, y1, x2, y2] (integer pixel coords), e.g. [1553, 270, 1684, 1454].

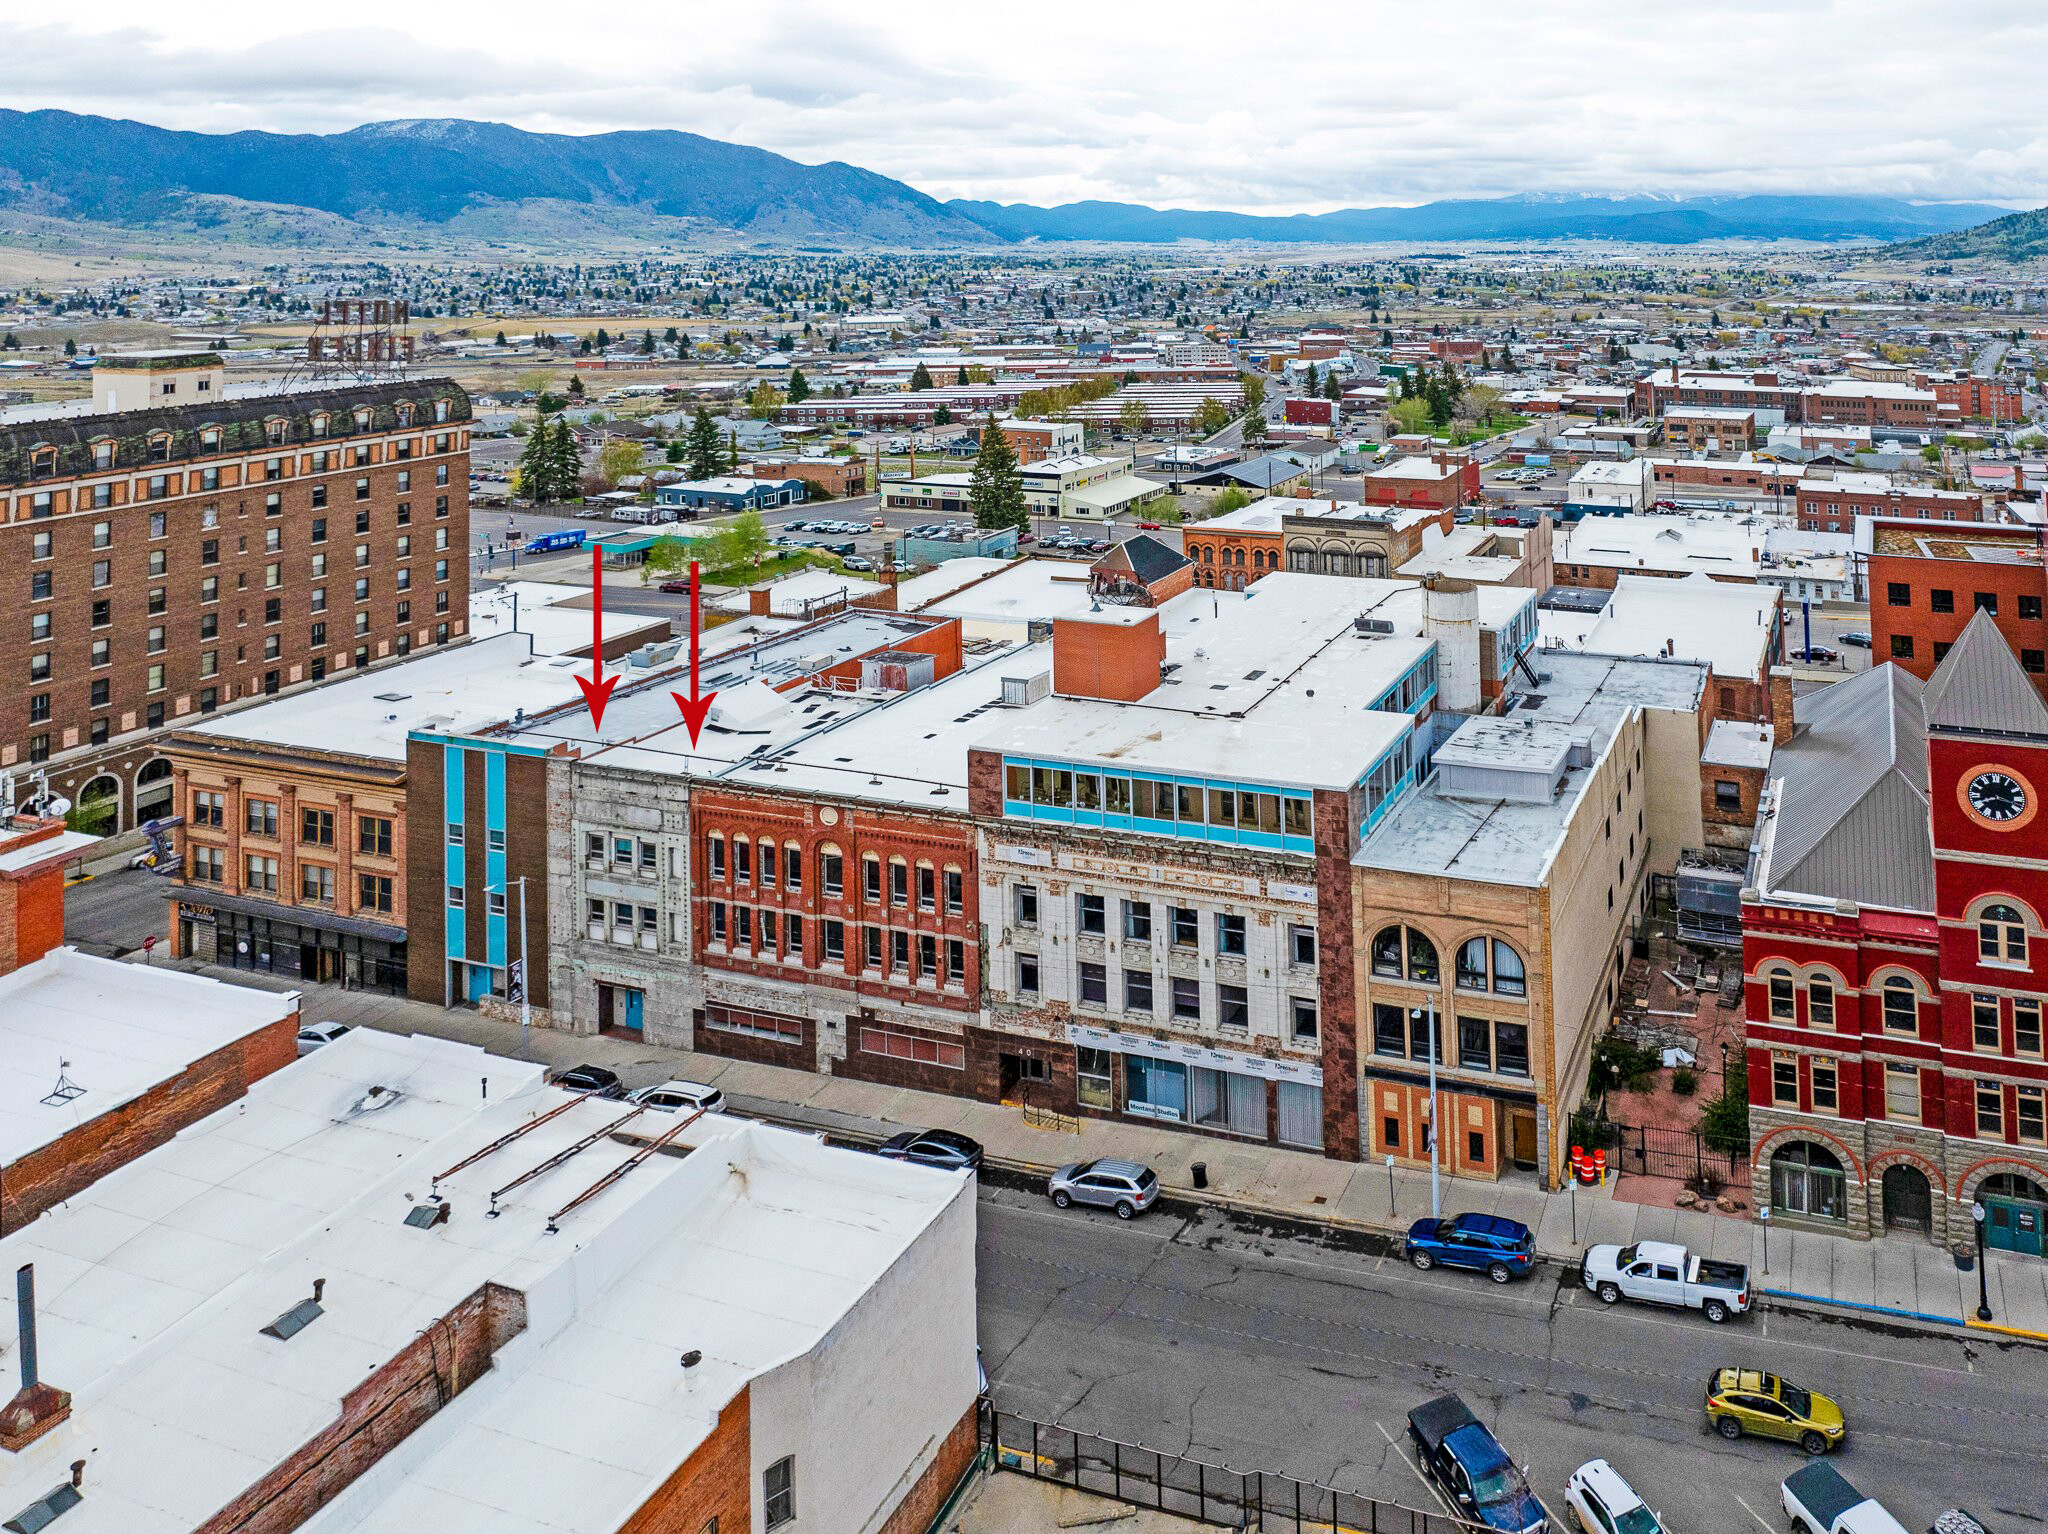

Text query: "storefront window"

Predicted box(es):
[1770, 1142, 1847, 1223]
[1125, 1055, 1186, 1121]
[1077, 1048, 1113, 1110]
[1189, 1067, 1266, 1138]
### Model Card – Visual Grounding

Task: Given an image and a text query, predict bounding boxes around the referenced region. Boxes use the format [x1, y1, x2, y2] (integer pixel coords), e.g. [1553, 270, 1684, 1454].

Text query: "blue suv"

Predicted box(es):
[1404, 1212, 1536, 1284]
[1407, 1394, 1548, 1534]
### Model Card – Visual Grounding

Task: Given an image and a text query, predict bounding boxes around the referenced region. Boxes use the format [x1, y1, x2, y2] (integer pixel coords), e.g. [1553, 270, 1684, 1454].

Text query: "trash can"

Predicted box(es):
[1191, 1162, 1208, 1190]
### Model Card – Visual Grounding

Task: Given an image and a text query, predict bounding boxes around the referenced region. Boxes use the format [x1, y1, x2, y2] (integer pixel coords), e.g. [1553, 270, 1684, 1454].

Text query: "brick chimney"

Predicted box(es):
[1052, 610, 1164, 702]
[1768, 669, 1799, 745]
[0, 1265, 70, 1453]
[0, 819, 77, 980]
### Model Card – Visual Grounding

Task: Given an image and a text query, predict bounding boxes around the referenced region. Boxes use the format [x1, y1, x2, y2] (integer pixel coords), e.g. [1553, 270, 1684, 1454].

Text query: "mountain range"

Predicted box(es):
[1885, 204, 2048, 262]
[0, 110, 2022, 251]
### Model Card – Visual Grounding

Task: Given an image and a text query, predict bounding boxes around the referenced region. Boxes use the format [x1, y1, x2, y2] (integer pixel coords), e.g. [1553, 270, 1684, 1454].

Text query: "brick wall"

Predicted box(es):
[402, 734, 446, 1005]
[873, 1403, 982, 1534]
[0, 864, 66, 977]
[616, 1386, 752, 1534]
[1314, 788, 1360, 1161]
[835, 1016, 984, 1096]
[693, 1005, 817, 1069]
[1051, 614, 1163, 702]
[192, 1281, 526, 1534]
[1, 1014, 299, 1233]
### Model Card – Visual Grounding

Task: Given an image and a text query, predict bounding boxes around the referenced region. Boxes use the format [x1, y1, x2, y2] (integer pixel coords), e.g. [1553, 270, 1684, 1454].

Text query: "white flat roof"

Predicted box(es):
[1540, 573, 1778, 680]
[925, 559, 1105, 630]
[1192, 502, 1286, 533]
[1557, 511, 1784, 577]
[0, 1028, 963, 1534]
[468, 582, 667, 658]
[1704, 719, 1774, 770]
[184, 633, 593, 763]
[0, 948, 296, 1170]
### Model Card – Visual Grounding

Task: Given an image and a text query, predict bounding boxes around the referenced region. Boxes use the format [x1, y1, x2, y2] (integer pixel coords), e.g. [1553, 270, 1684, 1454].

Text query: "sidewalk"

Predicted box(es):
[147, 956, 2048, 1342]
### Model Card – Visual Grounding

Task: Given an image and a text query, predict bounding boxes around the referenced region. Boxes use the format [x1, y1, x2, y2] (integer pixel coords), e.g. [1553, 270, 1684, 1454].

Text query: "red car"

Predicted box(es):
[1137, 520, 1163, 530]
[659, 579, 691, 594]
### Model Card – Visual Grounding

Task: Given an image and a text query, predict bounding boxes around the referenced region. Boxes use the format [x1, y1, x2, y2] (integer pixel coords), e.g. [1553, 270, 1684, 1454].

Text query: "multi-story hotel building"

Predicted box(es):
[0, 351, 472, 831]
[1744, 611, 2048, 1256]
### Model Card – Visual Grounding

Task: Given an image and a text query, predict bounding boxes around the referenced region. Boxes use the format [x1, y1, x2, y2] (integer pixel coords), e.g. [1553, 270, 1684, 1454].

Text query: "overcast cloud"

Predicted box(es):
[2, 1, 2044, 212]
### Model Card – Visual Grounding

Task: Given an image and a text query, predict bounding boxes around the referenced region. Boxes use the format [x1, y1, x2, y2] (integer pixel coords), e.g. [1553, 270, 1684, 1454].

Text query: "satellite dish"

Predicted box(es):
[44, 796, 71, 819]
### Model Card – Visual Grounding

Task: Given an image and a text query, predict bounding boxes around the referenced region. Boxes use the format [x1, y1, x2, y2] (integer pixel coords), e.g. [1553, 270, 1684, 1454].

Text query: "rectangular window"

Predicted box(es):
[1014, 883, 1038, 926]
[1215, 913, 1246, 956]
[1290, 996, 1319, 1044]
[946, 937, 964, 981]
[889, 929, 909, 972]
[1171, 975, 1201, 1021]
[707, 837, 726, 879]
[1123, 900, 1153, 942]
[1808, 977, 1835, 1029]
[1884, 1063, 1920, 1122]
[1289, 925, 1316, 967]
[1974, 994, 2001, 1052]
[1076, 892, 1105, 935]
[243, 854, 279, 894]
[1890, 634, 1914, 659]
[1078, 1047, 1113, 1110]
[2016, 998, 2043, 1058]
[863, 856, 883, 902]
[734, 839, 753, 882]
[786, 845, 803, 889]
[889, 860, 908, 906]
[358, 874, 393, 913]
[821, 849, 842, 895]
[1217, 982, 1249, 1030]
[245, 799, 279, 838]
[358, 816, 393, 856]
[2020, 1087, 2045, 1146]
[1078, 961, 1107, 1005]
[1458, 1015, 1492, 1071]
[709, 903, 727, 944]
[299, 864, 335, 904]
[1974, 591, 1998, 614]
[1976, 1079, 2005, 1138]
[1170, 905, 1198, 947]
[1124, 968, 1154, 1011]
[1930, 588, 1955, 614]
[1810, 1058, 1838, 1114]
[1767, 972, 1794, 1021]
[1017, 952, 1040, 994]
[2021, 595, 2043, 621]
[943, 867, 962, 913]
[764, 1457, 795, 1530]
[734, 906, 753, 947]
[1772, 1054, 1799, 1107]
[917, 863, 936, 911]
[859, 1026, 965, 1070]
[1494, 1022, 1529, 1077]
[823, 919, 845, 963]
[301, 808, 335, 846]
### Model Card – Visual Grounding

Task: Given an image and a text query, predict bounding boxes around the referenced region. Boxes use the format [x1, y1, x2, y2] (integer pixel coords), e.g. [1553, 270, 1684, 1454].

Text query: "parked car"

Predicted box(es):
[1839, 631, 1872, 648]
[626, 1079, 725, 1115]
[1780, 1463, 1908, 1534]
[1565, 1459, 1665, 1534]
[1406, 1394, 1548, 1534]
[842, 555, 875, 571]
[659, 579, 692, 594]
[1047, 1159, 1159, 1219]
[1017, 532, 1036, 543]
[877, 1128, 984, 1172]
[783, 519, 810, 531]
[296, 1021, 352, 1056]
[1792, 645, 1840, 665]
[1137, 520, 1163, 530]
[1404, 1213, 1536, 1283]
[1582, 1240, 1750, 1322]
[552, 1063, 626, 1099]
[1703, 1367, 1845, 1455]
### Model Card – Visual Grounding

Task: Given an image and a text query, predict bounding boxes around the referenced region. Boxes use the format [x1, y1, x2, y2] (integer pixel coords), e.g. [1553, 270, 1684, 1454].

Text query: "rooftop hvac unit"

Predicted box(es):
[1354, 616, 1397, 636]
[998, 673, 1052, 708]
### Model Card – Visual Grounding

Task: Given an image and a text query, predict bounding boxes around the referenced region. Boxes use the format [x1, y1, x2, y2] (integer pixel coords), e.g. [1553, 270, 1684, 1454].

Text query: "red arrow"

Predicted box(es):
[671, 560, 718, 745]
[575, 545, 620, 728]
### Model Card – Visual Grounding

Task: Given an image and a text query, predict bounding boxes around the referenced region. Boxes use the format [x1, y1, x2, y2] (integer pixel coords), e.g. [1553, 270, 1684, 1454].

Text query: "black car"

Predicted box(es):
[876, 1128, 984, 1172]
[553, 1063, 626, 1099]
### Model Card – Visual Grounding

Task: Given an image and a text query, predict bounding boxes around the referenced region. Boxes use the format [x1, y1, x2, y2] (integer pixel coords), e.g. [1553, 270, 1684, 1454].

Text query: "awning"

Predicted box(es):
[182, 888, 407, 945]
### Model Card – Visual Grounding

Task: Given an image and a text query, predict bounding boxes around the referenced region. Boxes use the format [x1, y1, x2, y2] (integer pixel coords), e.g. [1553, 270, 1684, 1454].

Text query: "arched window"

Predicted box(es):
[1880, 975, 1920, 1034]
[1979, 902, 2028, 963]
[732, 835, 752, 882]
[1770, 1141, 1847, 1223]
[1371, 924, 1437, 983]
[310, 412, 331, 436]
[1492, 941, 1526, 997]
[1455, 936, 1527, 995]
[758, 838, 777, 888]
[705, 832, 727, 880]
[1457, 937, 1489, 991]
[1764, 964, 1795, 1022]
[1808, 974, 1836, 1028]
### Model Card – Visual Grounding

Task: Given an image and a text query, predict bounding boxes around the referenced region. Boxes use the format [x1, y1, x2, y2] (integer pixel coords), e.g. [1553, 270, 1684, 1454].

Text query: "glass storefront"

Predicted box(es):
[1770, 1141, 1847, 1223]
[1125, 1055, 1187, 1121]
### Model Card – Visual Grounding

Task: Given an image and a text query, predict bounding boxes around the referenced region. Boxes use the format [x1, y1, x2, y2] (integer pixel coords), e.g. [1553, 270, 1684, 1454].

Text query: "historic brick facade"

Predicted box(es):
[1868, 520, 2048, 697]
[0, 371, 471, 831]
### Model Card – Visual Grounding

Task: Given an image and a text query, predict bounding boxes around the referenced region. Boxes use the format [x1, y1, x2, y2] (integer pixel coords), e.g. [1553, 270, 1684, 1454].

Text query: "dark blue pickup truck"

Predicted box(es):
[1407, 1394, 1547, 1534]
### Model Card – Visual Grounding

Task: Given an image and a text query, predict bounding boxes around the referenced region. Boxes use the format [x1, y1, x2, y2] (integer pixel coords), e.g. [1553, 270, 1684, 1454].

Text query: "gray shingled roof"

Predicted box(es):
[1923, 608, 2048, 738]
[1764, 663, 1934, 911]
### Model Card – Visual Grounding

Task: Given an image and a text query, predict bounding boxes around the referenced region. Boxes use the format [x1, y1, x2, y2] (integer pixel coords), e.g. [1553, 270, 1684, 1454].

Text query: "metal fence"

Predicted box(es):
[1604, 1120, 1747, 1189]
[986, 1411, 1483, 1534]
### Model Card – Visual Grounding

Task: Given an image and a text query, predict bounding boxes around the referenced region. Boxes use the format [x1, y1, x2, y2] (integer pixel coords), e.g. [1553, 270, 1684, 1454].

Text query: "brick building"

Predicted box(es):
[1800, 378, 1939, 431]
[1795, 474, 1986, 535]
[1868, 520, 2047, 692]
[1282, 498, 1454, 579]
[1921, 372, 2025, 424]
[1744, 613, 2048, 1254]
[1182, 501, 1285, 589]
[0, 352, 472, 832]
[1662, 406, 1755, 455]
[739, 455, 868, 498]
[1363, 450, 1481, 512]
[1634, 368, 1802, 422]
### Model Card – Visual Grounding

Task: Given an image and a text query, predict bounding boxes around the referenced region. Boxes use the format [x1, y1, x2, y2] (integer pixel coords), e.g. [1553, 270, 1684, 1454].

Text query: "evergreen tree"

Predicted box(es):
[640, 330, 655, 354]
[1323, 370, 1342, 402]
[956, 366, 969, 386]
[63, 338, 76, 357]
[968, 416, 1027, 534]
[685, 407, 722, 480]
[546, 417, 583, 501]
[517, 414, 557, 503]
[909, 362, 935, 391]
[725, 430, 741, 472]
[1303, 362, 1319, 394]
[788, 367, 811, 404]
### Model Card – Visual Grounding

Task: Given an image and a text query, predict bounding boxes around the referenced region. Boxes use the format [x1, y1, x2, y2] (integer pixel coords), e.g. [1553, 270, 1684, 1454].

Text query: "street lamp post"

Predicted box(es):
[1426, 997, 1441, 1220]
[1972, 1200, 1993, 1322]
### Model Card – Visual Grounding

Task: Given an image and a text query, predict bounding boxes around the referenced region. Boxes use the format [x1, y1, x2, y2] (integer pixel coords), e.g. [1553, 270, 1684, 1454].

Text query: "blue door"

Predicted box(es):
[620, 987, 645, 1033]
[466, 964, 496, 1004]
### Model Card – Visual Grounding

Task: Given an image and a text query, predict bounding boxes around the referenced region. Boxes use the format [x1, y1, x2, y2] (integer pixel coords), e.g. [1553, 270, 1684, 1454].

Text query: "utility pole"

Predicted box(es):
[494, 877, 532, 1058]
[1427, 996, 1442, 1219]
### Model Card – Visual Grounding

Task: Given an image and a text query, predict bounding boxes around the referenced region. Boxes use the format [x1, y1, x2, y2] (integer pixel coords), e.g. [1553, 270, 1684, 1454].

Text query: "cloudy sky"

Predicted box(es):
[3, 1, 2045, 212]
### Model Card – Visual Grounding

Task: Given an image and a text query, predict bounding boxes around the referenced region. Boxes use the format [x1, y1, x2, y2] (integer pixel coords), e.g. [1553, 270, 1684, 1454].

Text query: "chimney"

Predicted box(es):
[1769, 669, 1799, 745]
[0, 818, 79, 980]
[1, 1265, 72, 1452]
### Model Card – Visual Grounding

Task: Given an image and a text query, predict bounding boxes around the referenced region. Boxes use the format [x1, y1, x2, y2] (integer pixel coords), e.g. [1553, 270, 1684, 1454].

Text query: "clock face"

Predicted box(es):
[1968, 771, 2028, 823]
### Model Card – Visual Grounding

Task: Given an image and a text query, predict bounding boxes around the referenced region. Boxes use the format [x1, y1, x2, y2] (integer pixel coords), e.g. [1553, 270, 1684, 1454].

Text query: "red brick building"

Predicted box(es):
[739, 456, 867, 498]
[1868, 520, 2048, 691]
[1795, 477, 1986, 535]
[1922, 373, 2025, 424]
[0, 352, 471, 831]
[1744, 613, 2048, 1253]
[1800, 380, 1939, 430]
[1363, 451, 1480, 511]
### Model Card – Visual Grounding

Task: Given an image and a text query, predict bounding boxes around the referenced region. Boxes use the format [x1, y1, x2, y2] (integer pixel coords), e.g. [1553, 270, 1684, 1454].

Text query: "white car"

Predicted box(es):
[296, 1021, 352, 1056]
[626, 1079, 726, 1115]
[1565, 1459, 1664, 1534]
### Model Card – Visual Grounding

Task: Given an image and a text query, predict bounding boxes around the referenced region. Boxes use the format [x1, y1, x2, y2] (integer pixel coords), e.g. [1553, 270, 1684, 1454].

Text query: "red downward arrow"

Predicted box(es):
[671, 560, 718, 745]
[576, 545, 620, 728]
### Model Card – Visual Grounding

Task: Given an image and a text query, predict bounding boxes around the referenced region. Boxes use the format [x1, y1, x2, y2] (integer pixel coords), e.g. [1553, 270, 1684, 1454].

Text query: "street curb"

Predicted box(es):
[1758, 1286, 1965, 1331]
[1964, 1314, 2048, 1344]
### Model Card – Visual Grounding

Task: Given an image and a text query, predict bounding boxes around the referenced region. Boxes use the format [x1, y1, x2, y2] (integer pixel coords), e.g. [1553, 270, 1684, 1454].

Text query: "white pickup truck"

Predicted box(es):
[1782, 1463, 1910, 1534]
[1581, 1239, 1751, 1323]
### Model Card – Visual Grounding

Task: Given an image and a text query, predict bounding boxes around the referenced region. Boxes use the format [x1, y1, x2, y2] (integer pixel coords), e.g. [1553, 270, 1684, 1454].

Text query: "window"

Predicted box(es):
[1215, 913, 1246, 956]
[1371, 925, 1439, 982]
[1289, 924, 1315, 967]
[787, 845, 804, 890]
[1124, 968, 1153, 1011]
[1810, 1058, 1838, 1114]
[1976, 1079, 2005, 1138]
[359, 816, 393, 857]
[188, 847, 225, 883]
[1014, 883, 1038, 926]
[1170, 905, 1198, 947]
[1772, 1054, 1799, 1107]
[764, 1457, 795, 1529]
[358, 874, 394, 913]
[1974, 994, 2002, 1052]
[299, 863, 335, 904]
[1171, 975, 1201, 1021]
[246, 799, 279, 838]
[1458, 1015, 1492, 1071]
[860, 1026, 964, 1069]
[1373, 1004, 1409, 1057]
[301, 808, 334, 846]
[1808, 976, 1835, 1029]
[706, 835, 726, 879]
[1974, 591, 1998, 614]
[1930, 588, 1955, 614]
[889, 858, 908, 906]
[1217, 982, 1248, 1030]
[709, 903, 727, 945]
[1979, 903, 2027, 963]
[944, 867, 962, 913]
[863, 854, 882, 902]
[1078, 961, 1107, 1006]
[946, 937, 963, 981]
[2020, 1087, 2046, 1145]
[821, 847, 843, 896]
[1077, 892, 1105, 934]
[889, 929, 909, 972]
[1017, 953, 1040, 994]
[916, 862, 935, 911]
[1881, 976, 1919, 1033]
[192, 790, 225, 828]
[244, 855, 278, 894]
[2024, 650, 2046, 675]
[1885, 1063, 1920, 1122]
[1495, 1022, 1528, 1077]
[1290, 996, 1319, 1044]
[2016, 998, 2043, 1058]
[1078, 1047, 1113, 1110]
[1890, 635, 1914, 660]
[823, 920, 845, 963]
[1766, 968, 1795, 1022]
[733, 838, 752, 882]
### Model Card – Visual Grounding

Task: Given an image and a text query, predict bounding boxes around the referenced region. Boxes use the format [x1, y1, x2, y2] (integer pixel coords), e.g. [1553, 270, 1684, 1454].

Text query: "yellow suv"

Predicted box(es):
[1703, 1368, 1845, 1455]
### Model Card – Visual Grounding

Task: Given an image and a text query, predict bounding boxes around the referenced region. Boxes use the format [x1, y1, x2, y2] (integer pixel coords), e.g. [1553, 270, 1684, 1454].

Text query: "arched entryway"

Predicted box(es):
[134, 758, 175, 823]
[1881, 1163, 1932, 1234]
[1980, 1172, 2048, 1258]
[1770, 1140, 1848, 1224]
[71, 773, 123, 836]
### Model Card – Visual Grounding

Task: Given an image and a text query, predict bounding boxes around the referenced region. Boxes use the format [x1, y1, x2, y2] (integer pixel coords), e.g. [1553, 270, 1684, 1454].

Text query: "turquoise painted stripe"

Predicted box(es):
[442, 745, 466, 963]
[485, 750, 507, 968]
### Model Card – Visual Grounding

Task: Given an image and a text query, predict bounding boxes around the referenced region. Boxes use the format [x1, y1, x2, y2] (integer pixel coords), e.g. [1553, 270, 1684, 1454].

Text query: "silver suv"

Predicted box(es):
[1047, 1159, 1160, 1219]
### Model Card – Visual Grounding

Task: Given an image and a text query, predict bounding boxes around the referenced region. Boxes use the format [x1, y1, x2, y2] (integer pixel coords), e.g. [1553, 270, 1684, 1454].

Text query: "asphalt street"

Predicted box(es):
[977, 1189, 2048, 1533]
